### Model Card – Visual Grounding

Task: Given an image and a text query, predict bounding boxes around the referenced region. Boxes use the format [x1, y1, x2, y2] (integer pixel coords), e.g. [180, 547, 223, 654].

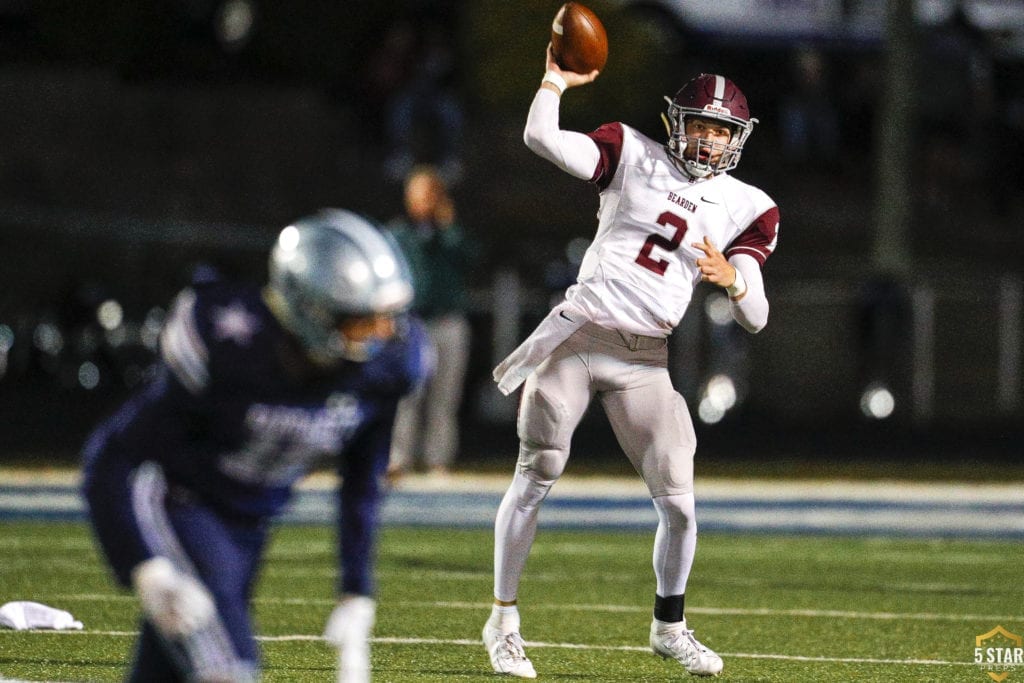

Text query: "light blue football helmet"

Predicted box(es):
[266, 209, 413, 364]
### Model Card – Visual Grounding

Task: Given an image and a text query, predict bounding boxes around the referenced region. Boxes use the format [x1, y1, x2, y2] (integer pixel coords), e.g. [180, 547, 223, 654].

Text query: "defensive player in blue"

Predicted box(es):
[81, 209, 431, 683]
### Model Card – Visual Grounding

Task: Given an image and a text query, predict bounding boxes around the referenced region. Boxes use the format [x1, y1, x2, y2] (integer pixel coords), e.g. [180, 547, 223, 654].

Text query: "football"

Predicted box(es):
[550, 2, 608, 73]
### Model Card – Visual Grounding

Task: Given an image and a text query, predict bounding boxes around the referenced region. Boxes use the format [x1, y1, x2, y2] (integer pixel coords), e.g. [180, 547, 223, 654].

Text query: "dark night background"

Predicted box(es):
[1, 0, 1022, 475]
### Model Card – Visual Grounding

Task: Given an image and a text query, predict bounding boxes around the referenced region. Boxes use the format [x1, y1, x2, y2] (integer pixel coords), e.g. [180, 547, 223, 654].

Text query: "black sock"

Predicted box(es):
[654, 594, 685, 623]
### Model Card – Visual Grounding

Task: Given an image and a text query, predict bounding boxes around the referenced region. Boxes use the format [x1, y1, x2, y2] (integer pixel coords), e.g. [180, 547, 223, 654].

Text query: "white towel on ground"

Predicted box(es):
[0, 601, 83, 630]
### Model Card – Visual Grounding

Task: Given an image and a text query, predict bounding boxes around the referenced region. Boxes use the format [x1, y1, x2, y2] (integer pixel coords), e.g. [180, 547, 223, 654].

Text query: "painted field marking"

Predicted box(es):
[3, 476, 1022, 537]
[41, 594, 1024, 624]
[0, 629, 977, 668]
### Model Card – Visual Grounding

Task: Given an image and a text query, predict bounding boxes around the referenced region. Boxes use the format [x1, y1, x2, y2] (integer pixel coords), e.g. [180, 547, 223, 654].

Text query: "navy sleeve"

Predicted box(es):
[80, 369, 194, 586]
[361, 316, 434, 398]
[335, 401, 397, 597]
[402, 316, 434, 393]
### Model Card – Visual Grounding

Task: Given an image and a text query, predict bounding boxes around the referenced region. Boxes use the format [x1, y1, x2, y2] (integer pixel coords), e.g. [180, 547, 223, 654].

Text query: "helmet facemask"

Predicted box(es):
[332, 311, 402, 364]
[268, 289, 391, 365]
[664, 97, 756, 178]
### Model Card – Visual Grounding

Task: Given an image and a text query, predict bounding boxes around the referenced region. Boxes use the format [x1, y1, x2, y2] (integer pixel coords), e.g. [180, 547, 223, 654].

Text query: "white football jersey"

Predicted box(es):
[565, 122, 779, 336]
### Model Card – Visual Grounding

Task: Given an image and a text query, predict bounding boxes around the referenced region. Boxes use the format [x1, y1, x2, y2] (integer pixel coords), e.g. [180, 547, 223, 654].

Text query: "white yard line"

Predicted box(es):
[0, 629, 977, 667]
[39, 594, 1024, 623]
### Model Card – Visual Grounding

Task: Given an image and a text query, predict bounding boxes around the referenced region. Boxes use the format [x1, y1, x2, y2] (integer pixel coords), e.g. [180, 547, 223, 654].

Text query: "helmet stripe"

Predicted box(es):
[713, 75, 726, 104]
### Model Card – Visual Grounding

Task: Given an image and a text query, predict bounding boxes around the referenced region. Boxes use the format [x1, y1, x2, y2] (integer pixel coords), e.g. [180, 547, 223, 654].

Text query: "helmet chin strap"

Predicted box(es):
[337, 335, 382, 363]
[304, 333, 381, 367]
[685, 161, 714, 178]
[664, 145, 708, 180]
[313, 321, 389, 365]
[662, 109, 713, 180]
[665, 138, 714, 180]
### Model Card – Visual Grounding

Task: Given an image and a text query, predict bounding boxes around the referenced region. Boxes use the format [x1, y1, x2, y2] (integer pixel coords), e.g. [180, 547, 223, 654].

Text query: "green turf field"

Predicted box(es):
[1, 521, 1021, 682]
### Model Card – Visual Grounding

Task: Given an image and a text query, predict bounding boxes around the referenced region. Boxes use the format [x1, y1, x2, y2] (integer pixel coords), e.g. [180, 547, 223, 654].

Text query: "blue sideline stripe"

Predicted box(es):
[537, 496, 1024, 513]
[1, 485, 1022, 538]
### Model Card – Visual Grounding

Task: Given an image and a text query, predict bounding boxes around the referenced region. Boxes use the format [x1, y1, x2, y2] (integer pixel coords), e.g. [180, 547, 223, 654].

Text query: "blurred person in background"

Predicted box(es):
[386, 164, 476, 480]
[81, 210, 430, 683]
[916, 6, 996, 210]
[482, 46, 779, 679]
[379, 17, 465, 185]
[778, 47, 840, 168]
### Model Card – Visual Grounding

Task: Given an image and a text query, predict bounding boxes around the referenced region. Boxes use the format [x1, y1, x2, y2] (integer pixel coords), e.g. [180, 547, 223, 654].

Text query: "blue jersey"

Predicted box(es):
[82, 278, 430, 585]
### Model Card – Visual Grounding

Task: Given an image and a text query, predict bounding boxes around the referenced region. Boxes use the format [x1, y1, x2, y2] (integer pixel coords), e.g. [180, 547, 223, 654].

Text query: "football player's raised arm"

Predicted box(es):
[523, 88, 601, 180]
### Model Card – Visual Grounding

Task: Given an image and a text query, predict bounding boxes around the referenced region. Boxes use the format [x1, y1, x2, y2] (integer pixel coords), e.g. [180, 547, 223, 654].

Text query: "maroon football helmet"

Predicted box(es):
[664, 73, 758, 177]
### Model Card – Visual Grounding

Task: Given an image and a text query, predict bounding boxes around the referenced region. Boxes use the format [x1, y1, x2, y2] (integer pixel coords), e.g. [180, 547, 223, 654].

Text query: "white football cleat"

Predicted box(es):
[483, 622, 537, 678]
[650, 620, 723, 677]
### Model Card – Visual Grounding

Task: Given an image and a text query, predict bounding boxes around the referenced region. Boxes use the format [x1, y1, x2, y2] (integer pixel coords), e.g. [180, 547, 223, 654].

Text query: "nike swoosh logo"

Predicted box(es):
[700, 196, 719, 204]
[559, 311, 574, 323]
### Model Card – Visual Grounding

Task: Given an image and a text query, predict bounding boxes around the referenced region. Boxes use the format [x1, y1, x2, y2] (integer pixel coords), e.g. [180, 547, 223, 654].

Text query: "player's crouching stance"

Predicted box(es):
[483, 46, 780, 679]
[82, 210, 431, 683]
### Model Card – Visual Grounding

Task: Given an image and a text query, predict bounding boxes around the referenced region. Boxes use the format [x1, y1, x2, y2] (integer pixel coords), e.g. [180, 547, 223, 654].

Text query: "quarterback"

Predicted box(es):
[82, 210, 431, 683]
[483, 46, 779, 678]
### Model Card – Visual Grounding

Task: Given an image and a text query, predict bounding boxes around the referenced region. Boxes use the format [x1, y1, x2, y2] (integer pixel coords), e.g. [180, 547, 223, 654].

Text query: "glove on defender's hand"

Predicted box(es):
[324, 595, 376, 683]
[131, 556, 216, 638]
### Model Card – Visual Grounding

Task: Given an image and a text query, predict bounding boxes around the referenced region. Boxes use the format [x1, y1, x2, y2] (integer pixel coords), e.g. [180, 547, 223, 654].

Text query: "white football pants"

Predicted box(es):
[494, 322, 698, 603]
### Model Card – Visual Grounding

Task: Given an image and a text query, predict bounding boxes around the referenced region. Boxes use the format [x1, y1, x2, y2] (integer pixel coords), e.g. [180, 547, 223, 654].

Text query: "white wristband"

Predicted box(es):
[726, 268, 747, 300]
[542, 70, 567, 94]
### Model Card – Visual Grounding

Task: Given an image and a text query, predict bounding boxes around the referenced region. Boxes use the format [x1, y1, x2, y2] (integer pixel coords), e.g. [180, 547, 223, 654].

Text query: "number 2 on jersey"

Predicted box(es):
[634, 211, 688, 276]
